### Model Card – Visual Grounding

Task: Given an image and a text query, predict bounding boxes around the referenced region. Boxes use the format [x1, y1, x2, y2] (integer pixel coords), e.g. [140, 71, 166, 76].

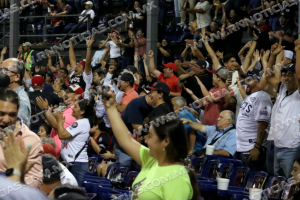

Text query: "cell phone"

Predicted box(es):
[229, 71, 233, 79]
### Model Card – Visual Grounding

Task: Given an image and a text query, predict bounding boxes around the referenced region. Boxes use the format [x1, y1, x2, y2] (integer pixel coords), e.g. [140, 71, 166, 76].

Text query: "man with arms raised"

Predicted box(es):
[148, 50, 182, 97]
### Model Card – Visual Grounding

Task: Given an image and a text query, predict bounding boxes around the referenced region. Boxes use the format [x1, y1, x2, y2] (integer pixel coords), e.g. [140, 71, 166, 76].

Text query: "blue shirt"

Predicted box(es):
[203, 125, 237, 156]
[178, 109, 207, 152]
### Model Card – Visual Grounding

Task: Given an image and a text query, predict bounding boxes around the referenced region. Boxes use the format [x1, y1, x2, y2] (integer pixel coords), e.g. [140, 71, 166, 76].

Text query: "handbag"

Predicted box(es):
[194, 126, 235, 157]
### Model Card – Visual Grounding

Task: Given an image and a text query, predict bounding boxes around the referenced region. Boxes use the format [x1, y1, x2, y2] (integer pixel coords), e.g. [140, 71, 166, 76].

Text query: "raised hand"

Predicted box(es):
[272, 38, 285, 55]
[36, 96, 49, 110]
[1, 46, 7, 55]
[148, 50, 154, 58]
[86, 37, 95, 48]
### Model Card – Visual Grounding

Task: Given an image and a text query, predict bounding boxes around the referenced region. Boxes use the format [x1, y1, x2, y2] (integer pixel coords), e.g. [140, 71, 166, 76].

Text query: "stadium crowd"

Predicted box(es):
[0, 0, 300, 199]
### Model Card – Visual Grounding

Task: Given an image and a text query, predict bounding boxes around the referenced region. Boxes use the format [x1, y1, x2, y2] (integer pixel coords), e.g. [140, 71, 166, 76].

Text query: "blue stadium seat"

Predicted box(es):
[192, 156, 207, 175]
[88, 157, 99, 173]
[124, 171, 139, 190]
[86, 193, 97, 200]
[197, 159, 220, 180]
[281, 181, 300, 200]
[265, 176, 286, 198]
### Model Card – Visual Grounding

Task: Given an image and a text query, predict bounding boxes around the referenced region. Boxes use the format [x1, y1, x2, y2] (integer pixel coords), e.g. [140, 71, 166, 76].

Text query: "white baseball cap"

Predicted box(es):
[284, 50, 293, 60]
[85, 1, 93, 5]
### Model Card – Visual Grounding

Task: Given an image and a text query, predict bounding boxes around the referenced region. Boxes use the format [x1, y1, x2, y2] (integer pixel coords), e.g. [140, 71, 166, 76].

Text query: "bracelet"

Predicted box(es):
[254, 142, 261, 147]
[87, 48, 91, 50]
[254, 146, 260, 151]
[59, 57, 62, 59]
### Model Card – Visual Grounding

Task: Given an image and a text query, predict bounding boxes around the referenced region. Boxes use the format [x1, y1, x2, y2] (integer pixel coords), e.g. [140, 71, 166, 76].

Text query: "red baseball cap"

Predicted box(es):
[42, 143, 56, 157]
[79, 60, 86, 67]
[32, 75, 44, 87]
[67, 84, 84, 98]
[163, 62, 177, 72]
[111, 30, 120, 36]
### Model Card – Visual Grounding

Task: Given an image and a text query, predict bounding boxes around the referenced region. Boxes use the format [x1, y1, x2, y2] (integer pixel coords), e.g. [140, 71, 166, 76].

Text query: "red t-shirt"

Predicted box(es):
[203, 86, 234, 125]
[158, 73, 182, 93]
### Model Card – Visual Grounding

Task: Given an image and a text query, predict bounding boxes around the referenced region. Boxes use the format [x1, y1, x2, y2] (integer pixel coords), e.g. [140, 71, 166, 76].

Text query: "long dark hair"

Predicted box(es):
[152, 117, 201, 200]
[78, 99, 96, 127]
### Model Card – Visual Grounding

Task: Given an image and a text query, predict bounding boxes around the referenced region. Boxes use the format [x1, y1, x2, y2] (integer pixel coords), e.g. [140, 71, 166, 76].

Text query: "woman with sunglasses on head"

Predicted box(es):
[102, 90, 201, 200]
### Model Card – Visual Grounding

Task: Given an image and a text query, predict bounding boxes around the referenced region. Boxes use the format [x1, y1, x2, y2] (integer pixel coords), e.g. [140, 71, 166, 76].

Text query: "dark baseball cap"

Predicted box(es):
[0, 72, 10, 88]
[126, 65, 138, 74]
[281, 63, 295, 73]
[146, 81, 170, 95]
[42, 155, 61, 181]
[120, 72, 134, 83]
[242, 69, 262, 80]
[196, 60, 210, 69]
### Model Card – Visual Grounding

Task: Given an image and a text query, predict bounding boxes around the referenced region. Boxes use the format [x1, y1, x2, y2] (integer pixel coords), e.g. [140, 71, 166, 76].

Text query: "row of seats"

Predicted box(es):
[193, 155, 298, 200]
[84, 154, 300, 200]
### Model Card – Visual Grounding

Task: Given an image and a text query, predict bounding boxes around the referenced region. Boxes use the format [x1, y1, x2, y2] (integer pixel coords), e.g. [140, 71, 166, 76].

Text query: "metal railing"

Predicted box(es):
[0, 13, 91, 64]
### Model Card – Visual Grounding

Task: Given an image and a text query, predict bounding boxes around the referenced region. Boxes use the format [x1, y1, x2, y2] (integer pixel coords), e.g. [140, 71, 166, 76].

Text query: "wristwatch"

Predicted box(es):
[5, 168, 21, 177]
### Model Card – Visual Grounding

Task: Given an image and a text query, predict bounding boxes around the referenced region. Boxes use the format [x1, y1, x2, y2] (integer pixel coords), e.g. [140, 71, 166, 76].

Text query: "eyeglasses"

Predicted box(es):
[1, 68, 16, 74]
[58, 71, 65, 74]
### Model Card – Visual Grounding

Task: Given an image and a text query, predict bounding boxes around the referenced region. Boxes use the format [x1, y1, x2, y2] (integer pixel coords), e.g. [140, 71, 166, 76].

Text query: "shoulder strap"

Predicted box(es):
[73, 141, 88, 163]
[208, 126, 235, 146]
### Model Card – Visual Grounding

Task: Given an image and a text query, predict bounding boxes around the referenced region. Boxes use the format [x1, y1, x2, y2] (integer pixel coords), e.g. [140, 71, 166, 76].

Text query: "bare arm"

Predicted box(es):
[69, 37, 77, 70]
[195, 76, 210, 97]
[85, 37, 94, 75]
[181, 45, 189, 58]
[157, 43, 170, 57]
[242, 39, 257, 72]
[57, 52, 65, 68]
[104, 93, 142, 166]
[295, 39, 300, 92]
[148, 50, 161, 78]
[0, 46, 7, 64]
[201, 29, 221, 70]
[142, 54, 152, 82]
[213, 150, 231, 157]
[181, 118, 207, 133]
[89, 137, 102, 155]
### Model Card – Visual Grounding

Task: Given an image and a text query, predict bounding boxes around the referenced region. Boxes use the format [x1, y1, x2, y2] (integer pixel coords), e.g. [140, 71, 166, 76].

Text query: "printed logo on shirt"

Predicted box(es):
[98, 137, 102, 142]
[249, 139, 255, 144]
[250, 97, 256, 102]
[132, 178, 146, 200]
[259, 107, 268, 116]
[71, 122, 78, 128]
[62, 142, 68, 149]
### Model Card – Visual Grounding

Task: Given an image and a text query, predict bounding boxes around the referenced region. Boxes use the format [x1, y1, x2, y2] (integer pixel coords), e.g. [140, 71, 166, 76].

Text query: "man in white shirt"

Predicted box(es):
[69, 36, 93, 98]
[91, 40, 107, 68]
[101, 30, 122, 69]
[258, 40, 300, 178]
[235, 72, 272, 171]
[77, 1, 95, 33]
[185, 0, 211, 29]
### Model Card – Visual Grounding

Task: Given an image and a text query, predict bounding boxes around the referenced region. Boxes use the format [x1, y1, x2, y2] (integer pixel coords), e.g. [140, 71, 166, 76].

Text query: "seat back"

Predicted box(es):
[110, 167, 130, 189]
[88, 157, 98, 172]
[106, 163, 121, 179]
[281, 183, 300, 200]
[264, 176, 286, 198]
[192, 157, 207, 174]
[229, 166, 250, 187]
[218, 162, 234, 179]
[124, 171, 139, 190]
[245, 171, 268, 191]
[86, 193, 97, 200]
[201, 160, 220, 179]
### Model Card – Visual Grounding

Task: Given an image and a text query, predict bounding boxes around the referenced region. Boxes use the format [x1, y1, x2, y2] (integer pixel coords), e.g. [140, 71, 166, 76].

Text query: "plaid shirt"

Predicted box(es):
[95, 96, 111, 128]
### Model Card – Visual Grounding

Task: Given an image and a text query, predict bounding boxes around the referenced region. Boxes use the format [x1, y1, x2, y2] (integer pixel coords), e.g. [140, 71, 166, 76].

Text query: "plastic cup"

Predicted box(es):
[249, 188, 263, 200]
[217, 178, 230, 190]
[206, 145, 215, 155]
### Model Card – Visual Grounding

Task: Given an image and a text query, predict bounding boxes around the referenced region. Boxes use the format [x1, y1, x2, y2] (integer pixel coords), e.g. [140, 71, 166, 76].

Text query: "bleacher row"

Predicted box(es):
[83, 155, 300, 200]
